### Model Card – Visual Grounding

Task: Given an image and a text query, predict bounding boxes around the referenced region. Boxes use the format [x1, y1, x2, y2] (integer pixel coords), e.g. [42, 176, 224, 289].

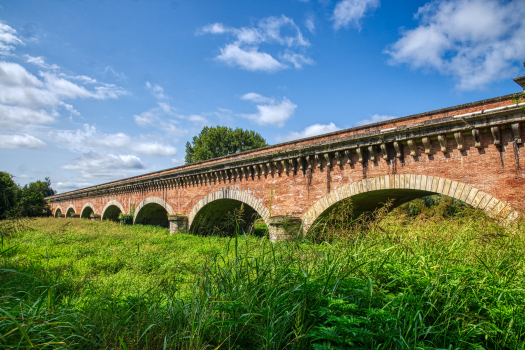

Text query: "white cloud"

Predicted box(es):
[199, 15, 313, 72]
[305, 14, 316, 34]
[0, 134, 46, 148]
[55, 181, 93, 192]
[61, 152, 146, 179]
[275, 122, 341, 142]
[0, 22, 23, 56]
[332, 0, 380, 30]
[22, 54, 59, 70]
[241, 93, 297, 127]
[0, 61, 128, 130]
[386, 0, 525, 90]
[356, 114, 396, 126]
[52, 124, 177, 157]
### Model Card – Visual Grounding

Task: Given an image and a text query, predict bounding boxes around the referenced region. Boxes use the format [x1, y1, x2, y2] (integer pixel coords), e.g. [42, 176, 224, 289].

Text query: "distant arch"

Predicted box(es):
[134, 197, 174, 227]
[102, 200, 125, 221]
[54, 206, 63, 218]
[302, 174, 518, 233]
[65, 204, 76, 218]
[80, 202, 95, 219]
[188, 188, 269, 234]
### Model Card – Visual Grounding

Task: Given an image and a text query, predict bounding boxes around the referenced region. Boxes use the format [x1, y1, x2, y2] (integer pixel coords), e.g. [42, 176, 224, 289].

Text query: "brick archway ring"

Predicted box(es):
[133, 197, 175, 223]
[188, 188, 270, 229]
[65, 204, 76, 216]
[302, 174, 518, 233]
[101, 200, 125, 219]
[81, 202, 96, 218]
[54, 205, 63, 217]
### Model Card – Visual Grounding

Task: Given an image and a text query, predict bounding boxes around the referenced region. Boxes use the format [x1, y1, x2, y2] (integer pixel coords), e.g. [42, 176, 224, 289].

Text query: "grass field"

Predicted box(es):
[1, 211, 525, 349]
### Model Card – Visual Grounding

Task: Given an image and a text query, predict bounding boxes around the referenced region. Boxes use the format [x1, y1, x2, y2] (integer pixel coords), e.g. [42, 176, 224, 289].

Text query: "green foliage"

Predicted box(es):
[1, 214, 525, 349]
[396, 194, 473, 219]
[0, 173, 56, 219]
[119, 213, 134, 225]
[185, 126, 268, 164]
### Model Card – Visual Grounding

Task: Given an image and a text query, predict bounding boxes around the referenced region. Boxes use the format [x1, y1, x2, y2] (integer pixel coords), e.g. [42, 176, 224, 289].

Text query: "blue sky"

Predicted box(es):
[0, 0, 524, 193]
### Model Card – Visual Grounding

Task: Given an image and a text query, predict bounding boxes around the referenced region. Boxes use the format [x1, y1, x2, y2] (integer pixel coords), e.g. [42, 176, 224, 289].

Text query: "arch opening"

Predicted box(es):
[134, 203, 169, 228]
[102, 205, 122, 222]
[54, 208, 62, 218]
[81, 206, 94, 219]
[190, 199, 267, 236]
[65, 207, 75, 218]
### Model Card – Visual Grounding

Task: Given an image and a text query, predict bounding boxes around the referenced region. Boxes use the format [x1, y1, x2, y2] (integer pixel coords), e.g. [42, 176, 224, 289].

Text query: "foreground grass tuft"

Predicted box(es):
[1, 215, 525, 349]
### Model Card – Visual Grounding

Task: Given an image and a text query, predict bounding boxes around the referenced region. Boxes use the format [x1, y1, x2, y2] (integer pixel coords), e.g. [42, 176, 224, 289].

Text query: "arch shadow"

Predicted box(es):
[102, 200, 125, 222]
[134, 197, 174, 228]
[81, 202, 95, 219]
[54, 206, 63, 218]
[65, 204, 76, 218]
[302, 174, 518, 234]
[188, 188, 269, 235]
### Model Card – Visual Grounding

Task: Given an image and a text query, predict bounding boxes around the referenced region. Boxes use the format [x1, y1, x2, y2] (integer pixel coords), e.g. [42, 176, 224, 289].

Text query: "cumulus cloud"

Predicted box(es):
[61, 152, 145, 179]
[332, 0, 380, 30]
[0, 22, 23, 55]
[356, 114, 396, 126]
[199, 15, 313, 72]
[52, 124, 177, 157]
[386, 0, 525, 90]
[0, 134, 46, 148]
[0, 61, 128, 130]
[22, 54, 59, 70]
[240, 93, 297, 127]
[275, 122, 341, 142]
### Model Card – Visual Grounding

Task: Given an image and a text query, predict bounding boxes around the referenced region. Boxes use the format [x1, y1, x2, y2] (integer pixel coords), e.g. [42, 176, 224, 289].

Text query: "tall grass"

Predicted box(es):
[1, 212, 525, 349]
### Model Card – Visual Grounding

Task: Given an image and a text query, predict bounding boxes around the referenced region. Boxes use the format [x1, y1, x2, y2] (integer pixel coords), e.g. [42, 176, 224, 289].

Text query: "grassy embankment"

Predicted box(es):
[1, 207, 525, 349]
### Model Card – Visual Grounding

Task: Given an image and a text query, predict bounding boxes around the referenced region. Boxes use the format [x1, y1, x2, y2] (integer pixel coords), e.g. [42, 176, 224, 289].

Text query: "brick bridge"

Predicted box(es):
[47, 77, 525, 241]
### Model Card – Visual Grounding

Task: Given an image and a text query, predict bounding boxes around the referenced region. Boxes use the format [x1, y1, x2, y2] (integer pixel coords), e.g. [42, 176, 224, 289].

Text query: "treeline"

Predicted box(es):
[0, 171, 56, 220]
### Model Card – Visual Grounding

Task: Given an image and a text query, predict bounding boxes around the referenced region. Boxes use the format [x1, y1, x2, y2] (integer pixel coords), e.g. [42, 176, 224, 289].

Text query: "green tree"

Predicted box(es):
[0, 172, 20, 219]
[185, 126, 268, 164]
[20, 178, 56, 217]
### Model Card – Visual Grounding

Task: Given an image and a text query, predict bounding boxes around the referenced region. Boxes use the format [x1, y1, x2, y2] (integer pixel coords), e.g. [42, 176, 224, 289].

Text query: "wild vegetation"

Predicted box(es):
[1, 196, 524, 349]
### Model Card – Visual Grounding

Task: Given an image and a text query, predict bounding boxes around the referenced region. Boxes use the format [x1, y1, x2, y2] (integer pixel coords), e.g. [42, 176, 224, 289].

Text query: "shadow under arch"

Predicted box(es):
[65, 204, 76, 218]
[302, 174, 518, 234]
[188, 188, 270, 235]
[101, 200, 125, 222]
[81, 202, 95, 219]
[54, 206, 63, 218]
[134, 197, 174, 228]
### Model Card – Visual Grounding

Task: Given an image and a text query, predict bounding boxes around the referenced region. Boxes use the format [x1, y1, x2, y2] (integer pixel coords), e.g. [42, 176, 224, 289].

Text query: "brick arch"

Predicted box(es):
[133, 196, 175, 223]
[101, 200, 125, 220]
[188, 188, 270, 229]
[80, 202, 96, 218]
[54, 205, 63, 217]
[65, 204, 76, 217]
[302, 174, 518, 233]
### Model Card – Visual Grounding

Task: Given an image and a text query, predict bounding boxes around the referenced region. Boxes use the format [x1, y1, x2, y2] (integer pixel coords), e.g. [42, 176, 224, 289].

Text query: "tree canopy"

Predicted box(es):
[185, 126, 268, 164]
[0, 172, 56, 219]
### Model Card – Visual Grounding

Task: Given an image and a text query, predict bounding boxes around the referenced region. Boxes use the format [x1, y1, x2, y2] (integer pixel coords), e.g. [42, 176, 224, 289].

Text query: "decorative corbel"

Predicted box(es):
[407, 139, 417, 157]
[368, 145, 376, 162]
[324, 153, 332, 168]
[356, 147, 363, 163]
[393, 141, 402, 158]
[511, 122, 522, 144]
[472, 129, 482, 148]
[261, 163, 267, 176]
[454, 132, 464, 151]
[307, 155, 314, 169]
[422, 137, 431, 154]
[297, 157, 304, 171]
[247, 166, 253, 179]
[380, 143, 389, 160]
[315, 154, 321, 168]
[438, 134, 447, 153]
[491, 126, 501, 146]
[266, 162, 273, 175]
[253, 164, 259, 177]
[344, 149, 353, 165]
[334, 151, 342, 166]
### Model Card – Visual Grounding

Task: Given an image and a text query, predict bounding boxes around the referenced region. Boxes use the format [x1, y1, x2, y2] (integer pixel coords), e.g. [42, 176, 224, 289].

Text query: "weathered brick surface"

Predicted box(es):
[48, 94, 525, 235]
